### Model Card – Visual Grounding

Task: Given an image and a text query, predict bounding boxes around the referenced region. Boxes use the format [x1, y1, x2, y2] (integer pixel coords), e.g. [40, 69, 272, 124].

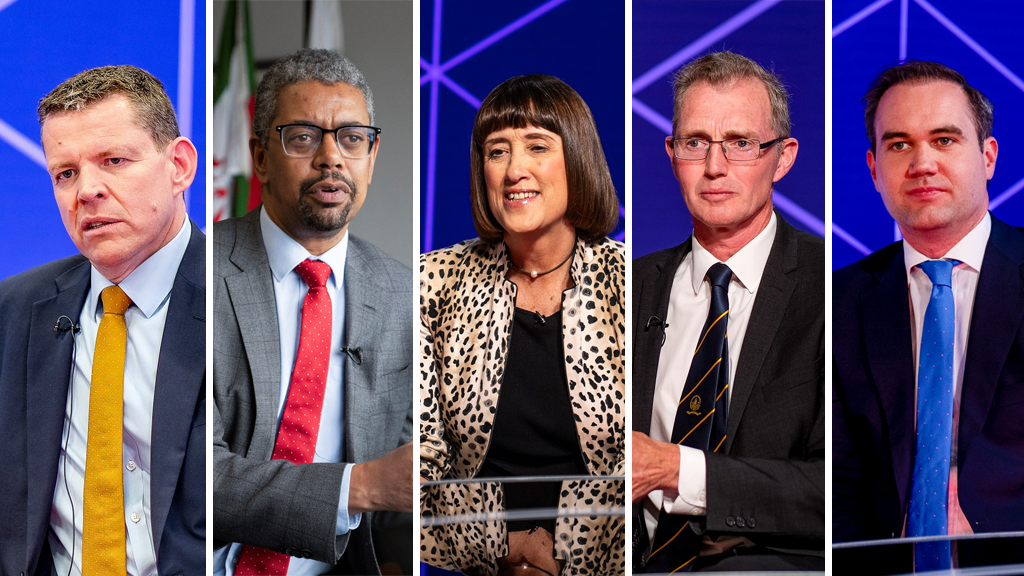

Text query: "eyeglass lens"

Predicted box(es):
[675, 139, 761, 161]
[281, 125, 376, 158]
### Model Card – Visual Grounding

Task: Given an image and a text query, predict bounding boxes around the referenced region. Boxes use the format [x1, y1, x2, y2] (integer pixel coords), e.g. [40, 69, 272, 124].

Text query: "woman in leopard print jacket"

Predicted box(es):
[420, 75, 625, 576]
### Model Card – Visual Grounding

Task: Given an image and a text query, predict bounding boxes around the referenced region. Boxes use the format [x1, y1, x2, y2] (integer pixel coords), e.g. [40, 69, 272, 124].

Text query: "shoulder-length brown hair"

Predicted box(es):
[470, 75, 619, 243]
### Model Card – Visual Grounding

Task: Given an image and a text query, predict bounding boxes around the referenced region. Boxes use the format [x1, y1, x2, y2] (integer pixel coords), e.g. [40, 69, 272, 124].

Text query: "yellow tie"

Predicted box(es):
[82, 285, 131, 576]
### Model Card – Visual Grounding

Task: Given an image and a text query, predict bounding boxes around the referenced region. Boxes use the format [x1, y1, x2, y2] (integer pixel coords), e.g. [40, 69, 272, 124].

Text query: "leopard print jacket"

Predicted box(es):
[420, 236, 625, 576]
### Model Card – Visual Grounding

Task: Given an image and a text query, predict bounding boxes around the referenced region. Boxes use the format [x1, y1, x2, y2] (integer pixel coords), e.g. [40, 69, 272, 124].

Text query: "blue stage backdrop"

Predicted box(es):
[0, 0, 206, 279]
[633, 0, 826, 259]
[833, 0, 1024, 270]
[420, 0, 626, 255]
[420, 3, 625, 573]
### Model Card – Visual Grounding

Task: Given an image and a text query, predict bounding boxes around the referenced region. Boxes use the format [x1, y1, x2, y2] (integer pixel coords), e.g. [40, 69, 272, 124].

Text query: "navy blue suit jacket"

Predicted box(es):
[633, 213, 826, 562]
[0, 221, 206, 576]
[833, 214, 1024, 570]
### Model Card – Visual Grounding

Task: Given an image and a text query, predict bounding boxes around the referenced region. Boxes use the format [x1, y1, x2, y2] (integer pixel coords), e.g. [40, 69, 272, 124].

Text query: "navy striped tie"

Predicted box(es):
[646, 262, 732, 573]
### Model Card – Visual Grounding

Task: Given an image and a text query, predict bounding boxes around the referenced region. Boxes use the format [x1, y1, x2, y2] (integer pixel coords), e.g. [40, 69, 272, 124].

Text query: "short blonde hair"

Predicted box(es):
[38, 65, 180, 148]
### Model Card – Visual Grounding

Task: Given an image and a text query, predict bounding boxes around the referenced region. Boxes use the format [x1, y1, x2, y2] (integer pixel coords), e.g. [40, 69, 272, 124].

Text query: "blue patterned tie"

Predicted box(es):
[908, 259, 957, 571]
[646, 263, 732, 573]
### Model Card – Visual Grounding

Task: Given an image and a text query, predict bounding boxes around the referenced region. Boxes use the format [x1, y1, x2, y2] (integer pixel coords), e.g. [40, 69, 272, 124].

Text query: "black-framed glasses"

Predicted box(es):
[669, 137, 784, 161]
[274, 124, 382, 158]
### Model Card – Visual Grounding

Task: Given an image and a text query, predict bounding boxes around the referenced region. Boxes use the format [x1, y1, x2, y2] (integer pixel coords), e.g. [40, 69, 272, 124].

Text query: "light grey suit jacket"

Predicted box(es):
[212, 208, 413, 574]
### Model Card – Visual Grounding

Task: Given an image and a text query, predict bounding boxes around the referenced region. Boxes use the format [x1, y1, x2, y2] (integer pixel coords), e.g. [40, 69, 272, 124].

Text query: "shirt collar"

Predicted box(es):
[903, 211, 991, 276]
[260, 205, 348, 289]
[89, 219, 191, 319]
[689, 210, 777, 295]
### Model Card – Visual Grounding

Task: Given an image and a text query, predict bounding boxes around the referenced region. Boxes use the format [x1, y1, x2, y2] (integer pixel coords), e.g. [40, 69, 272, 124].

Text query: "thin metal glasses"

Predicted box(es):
[275, 124, 382, 158]
[669, 137, 784, 161]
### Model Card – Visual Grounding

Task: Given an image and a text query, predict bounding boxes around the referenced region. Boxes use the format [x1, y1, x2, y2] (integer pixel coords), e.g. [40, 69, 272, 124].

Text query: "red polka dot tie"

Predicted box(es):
[235, 259, 333, 575]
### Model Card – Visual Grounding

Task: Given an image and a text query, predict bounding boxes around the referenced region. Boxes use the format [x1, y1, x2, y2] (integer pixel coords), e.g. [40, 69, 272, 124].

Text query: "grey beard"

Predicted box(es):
[297, 172, 359, 232]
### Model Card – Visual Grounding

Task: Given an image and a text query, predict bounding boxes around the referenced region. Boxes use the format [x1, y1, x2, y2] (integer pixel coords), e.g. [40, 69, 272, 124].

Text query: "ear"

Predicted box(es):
[665, 136, 683, 181]
[771, 138, 799, 182]
[250, 135, 270, 185]
[365, 134, 380, 186]
[983, 136, 998, 180]
[169, 137, 198, 195]
[866, 149, 880, 192]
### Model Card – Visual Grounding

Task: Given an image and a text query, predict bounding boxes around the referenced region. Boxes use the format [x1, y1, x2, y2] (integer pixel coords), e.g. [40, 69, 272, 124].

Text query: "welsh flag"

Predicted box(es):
[212, 0, 259, 221]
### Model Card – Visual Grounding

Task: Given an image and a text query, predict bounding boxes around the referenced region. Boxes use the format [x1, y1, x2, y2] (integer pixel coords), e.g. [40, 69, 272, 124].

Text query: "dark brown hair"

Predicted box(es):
[470, 75, 619, 243]
[863, 60, 993, 153]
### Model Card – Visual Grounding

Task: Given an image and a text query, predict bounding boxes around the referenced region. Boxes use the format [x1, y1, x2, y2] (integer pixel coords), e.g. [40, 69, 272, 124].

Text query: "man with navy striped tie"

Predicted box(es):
[632, 51, 826, 572]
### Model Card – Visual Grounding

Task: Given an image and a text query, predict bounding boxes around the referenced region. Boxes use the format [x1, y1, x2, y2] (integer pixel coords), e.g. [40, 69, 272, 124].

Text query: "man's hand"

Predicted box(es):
[632, 431, 680, 502]
[349, 441, 414, 514]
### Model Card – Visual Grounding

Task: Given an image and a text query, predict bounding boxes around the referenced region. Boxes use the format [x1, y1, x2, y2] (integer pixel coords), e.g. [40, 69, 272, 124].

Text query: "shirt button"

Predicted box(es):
[698, 490, 706, 502]
[126, 460, 137, 471]
[130, 512, 141, 523]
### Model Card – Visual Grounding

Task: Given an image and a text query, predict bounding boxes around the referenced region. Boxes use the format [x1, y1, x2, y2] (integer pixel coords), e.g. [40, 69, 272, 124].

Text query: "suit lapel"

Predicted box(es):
[862, 247, 916, 508]
[150, 221, 206, 555]
[342, 239, 387, 466]
[25, 258, 91, 566]
[960, 216, 1024, 463]
[224, 211, 283, 460]
[727, 217, 797, 451]
[633, 242, 689, 435]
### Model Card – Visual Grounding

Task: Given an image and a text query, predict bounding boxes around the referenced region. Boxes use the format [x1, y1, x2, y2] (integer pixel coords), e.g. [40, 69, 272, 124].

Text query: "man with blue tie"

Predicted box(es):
[0, 65, 205, 575]
[833, 60, 1024, 574]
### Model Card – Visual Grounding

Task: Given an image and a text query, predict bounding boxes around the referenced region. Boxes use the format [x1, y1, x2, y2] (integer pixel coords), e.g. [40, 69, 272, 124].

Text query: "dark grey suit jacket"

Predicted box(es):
[212, 208, 413, 574]
[0, 221, 206, 576]
[633, 213, 825, 558]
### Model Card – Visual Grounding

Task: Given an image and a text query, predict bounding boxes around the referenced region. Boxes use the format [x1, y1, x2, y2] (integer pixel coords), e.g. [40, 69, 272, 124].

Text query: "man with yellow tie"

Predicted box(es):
[0, 65, 205, 576]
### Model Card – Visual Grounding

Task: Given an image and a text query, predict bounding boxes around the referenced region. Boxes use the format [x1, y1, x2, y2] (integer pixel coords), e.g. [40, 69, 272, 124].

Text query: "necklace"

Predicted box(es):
[508, 242, 575, 279]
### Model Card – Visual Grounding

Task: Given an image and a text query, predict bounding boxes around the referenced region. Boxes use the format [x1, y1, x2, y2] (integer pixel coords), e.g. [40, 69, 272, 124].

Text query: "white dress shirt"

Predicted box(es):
[903, 211, 990, 537]
[645, 212, 778, 543]
[50, 219, 190, 576]
[215, 207, 359, 576]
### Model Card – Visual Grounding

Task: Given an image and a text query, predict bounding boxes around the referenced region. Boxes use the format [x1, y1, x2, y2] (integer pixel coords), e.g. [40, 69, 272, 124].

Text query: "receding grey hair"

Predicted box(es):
[253, 48, 374, 146]
[672, 51, 791, 140]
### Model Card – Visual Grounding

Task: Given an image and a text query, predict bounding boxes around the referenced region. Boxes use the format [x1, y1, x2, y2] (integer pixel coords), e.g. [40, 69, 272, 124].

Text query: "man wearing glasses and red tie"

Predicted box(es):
[212, 48, 413, 576]
[834, 60, 1024, 574]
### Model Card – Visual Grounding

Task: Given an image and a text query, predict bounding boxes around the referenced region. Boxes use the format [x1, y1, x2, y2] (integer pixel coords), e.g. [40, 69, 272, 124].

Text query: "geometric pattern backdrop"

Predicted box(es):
[420, 0, 625, 254]
[0, 0, 205, 279]
[420, 3, 625, 573]
[833, 0, 1024, 270]
[633, 0, 826, 259]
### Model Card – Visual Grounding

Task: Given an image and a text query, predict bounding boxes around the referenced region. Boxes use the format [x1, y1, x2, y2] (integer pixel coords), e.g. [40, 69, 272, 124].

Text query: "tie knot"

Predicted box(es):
[919, 259, 956, 288]
[100, 285, 131, 316]
[706, 262, 733, 289]
[295, 258, 332, 288]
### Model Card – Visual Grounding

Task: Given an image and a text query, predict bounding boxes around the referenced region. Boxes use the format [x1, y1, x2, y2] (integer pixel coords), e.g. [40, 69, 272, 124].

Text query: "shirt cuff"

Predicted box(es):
[662, 446, 707, 516]
[337, 463, 363, 534]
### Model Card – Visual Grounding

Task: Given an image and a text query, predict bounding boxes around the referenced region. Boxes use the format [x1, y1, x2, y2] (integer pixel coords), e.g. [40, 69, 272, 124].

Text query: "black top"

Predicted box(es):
[477, 308, 588, 534]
